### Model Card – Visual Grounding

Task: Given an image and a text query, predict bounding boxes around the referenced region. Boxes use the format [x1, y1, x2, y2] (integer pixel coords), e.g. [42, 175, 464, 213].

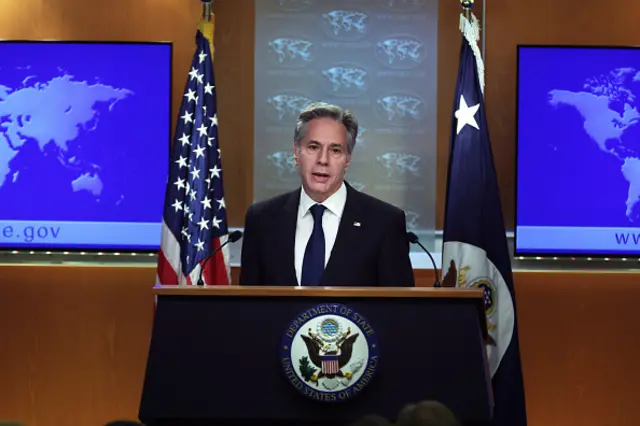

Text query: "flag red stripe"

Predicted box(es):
[201, 236, 230, 285]
[157, 249, 179, 285]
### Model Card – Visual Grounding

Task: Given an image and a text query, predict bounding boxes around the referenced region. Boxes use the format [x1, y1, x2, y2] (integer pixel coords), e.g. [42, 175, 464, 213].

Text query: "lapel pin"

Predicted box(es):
[353, 221, 361, 227]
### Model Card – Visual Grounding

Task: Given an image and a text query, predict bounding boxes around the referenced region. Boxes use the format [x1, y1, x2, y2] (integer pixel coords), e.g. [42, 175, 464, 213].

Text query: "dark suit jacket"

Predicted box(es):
[239, 182, 415, 287]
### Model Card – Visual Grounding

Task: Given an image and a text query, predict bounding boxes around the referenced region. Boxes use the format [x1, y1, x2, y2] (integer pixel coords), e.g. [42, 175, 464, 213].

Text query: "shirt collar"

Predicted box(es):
[299, 181, 347, 218]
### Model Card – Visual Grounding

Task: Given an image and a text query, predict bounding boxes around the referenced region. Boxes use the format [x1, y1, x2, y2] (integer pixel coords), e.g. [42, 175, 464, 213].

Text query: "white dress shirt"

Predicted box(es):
[294, 182, 347, 286]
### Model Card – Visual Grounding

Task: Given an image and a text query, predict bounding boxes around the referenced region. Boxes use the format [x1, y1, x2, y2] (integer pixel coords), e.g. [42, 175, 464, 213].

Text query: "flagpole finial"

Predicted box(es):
[460, 0, 474, 9]
[202, 0, 213, 22]
[460, 0, 474, 18]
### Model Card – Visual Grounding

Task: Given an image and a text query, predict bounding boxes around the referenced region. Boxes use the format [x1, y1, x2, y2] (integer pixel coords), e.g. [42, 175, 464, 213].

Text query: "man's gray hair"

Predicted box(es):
[293, 102, 359, 154]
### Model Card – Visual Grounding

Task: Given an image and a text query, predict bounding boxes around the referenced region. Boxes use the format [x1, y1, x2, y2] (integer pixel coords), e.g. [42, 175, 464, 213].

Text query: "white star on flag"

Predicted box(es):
[175, 155, 187, 168]
[181, 111, 193, 124]
[201, 196, 212, 210]
[174, 177, 186, 190]
[193, 145, 206, 158]
[188, 66, 198, 80]
[185, 89, 196, 102]
[455, 94, 480, 134]
[197, 217, 209, 230]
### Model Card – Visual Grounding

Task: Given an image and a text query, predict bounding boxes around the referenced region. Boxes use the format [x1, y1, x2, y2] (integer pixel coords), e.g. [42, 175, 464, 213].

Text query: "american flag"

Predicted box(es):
[156, 21, 230, 286]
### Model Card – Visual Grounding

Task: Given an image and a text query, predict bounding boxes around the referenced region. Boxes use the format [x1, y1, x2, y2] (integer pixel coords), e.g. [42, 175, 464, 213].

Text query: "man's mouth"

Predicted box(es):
[311, 172, 330, 183]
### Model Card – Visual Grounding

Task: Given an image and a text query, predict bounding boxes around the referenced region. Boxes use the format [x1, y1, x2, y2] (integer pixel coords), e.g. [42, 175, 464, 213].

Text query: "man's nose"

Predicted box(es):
[316, 147, 330, 164]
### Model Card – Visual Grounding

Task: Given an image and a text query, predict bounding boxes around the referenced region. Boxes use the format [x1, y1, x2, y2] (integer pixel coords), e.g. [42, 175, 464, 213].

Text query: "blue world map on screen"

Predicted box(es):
[0, 74, 132, 197]
[548, 68, 640, 223]
[0, 42, 171, 225]
[518, 47, 640, 228]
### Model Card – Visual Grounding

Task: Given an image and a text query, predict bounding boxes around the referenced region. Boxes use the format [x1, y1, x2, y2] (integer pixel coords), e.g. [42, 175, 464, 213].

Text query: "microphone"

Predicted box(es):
[196, 230, 243, 286]
[407, 231, 440, 288]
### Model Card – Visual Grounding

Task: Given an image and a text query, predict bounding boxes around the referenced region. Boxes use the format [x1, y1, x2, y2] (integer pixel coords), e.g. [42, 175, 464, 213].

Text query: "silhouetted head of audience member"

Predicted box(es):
[347, 413, 393, 426]
[395, 400, 461, 426]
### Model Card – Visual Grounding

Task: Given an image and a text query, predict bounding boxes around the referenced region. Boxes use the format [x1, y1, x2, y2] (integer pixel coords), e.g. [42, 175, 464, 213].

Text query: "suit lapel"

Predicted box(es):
[279, 189, 300, 286]
[321, 183, 363, 285]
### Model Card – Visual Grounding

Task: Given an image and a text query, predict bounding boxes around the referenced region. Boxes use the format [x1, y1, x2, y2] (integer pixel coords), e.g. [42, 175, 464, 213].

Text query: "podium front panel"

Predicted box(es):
[139, 293, 491, 425]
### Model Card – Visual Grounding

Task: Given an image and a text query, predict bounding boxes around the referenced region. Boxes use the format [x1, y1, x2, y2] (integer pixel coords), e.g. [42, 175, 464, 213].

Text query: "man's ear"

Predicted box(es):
[292, 141, 299, 166]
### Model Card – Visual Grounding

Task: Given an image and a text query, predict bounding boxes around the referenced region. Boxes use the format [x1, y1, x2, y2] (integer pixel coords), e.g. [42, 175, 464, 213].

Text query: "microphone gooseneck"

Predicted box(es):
[407, 231, 440, 288]
[196, 230, 243, 286]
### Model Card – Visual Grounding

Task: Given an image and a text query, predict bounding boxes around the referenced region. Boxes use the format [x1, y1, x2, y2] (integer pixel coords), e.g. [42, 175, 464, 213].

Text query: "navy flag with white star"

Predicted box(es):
[441, 11, 527, 426]
[156, 19, 230, 287]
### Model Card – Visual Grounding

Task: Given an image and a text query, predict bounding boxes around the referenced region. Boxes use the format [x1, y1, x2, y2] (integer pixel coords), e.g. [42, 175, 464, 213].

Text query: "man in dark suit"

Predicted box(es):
[239, 102, 414, 287]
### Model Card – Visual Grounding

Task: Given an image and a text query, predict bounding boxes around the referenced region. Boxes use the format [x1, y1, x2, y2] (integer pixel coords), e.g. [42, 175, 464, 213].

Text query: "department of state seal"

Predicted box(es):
[280, 303, 380, 403]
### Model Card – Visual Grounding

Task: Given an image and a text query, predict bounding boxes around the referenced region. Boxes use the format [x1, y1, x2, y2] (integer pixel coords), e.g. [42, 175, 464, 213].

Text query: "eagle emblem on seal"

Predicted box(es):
[301, 320, 359, 384]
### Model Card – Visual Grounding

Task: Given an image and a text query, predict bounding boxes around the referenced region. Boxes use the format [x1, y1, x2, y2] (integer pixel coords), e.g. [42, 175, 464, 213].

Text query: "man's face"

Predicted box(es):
[293, 117, 351, 203]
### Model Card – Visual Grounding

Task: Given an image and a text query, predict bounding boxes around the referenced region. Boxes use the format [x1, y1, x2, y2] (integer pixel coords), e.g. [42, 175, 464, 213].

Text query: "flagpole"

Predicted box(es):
[202, 0, 213, 21]
[459, 0, 484, 94]
[198, 0, 215, 62]
[482, 0, 486, 61]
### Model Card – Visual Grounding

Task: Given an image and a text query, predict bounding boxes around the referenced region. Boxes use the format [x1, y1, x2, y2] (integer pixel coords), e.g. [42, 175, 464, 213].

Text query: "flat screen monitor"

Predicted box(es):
[515, 45, 640, 257]
[0, 40, 172, 252]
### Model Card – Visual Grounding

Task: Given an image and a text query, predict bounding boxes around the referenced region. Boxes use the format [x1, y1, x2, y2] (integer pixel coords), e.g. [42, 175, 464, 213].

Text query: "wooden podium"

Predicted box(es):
[138, 286, 492, 426]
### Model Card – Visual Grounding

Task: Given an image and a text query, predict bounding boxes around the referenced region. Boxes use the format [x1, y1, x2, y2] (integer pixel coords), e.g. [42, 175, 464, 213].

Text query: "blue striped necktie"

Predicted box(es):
[301, 204, 326, 286]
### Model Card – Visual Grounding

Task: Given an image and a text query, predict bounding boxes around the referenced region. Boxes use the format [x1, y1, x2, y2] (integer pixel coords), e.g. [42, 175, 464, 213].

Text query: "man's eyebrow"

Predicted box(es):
[307, 140, 343, 147]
